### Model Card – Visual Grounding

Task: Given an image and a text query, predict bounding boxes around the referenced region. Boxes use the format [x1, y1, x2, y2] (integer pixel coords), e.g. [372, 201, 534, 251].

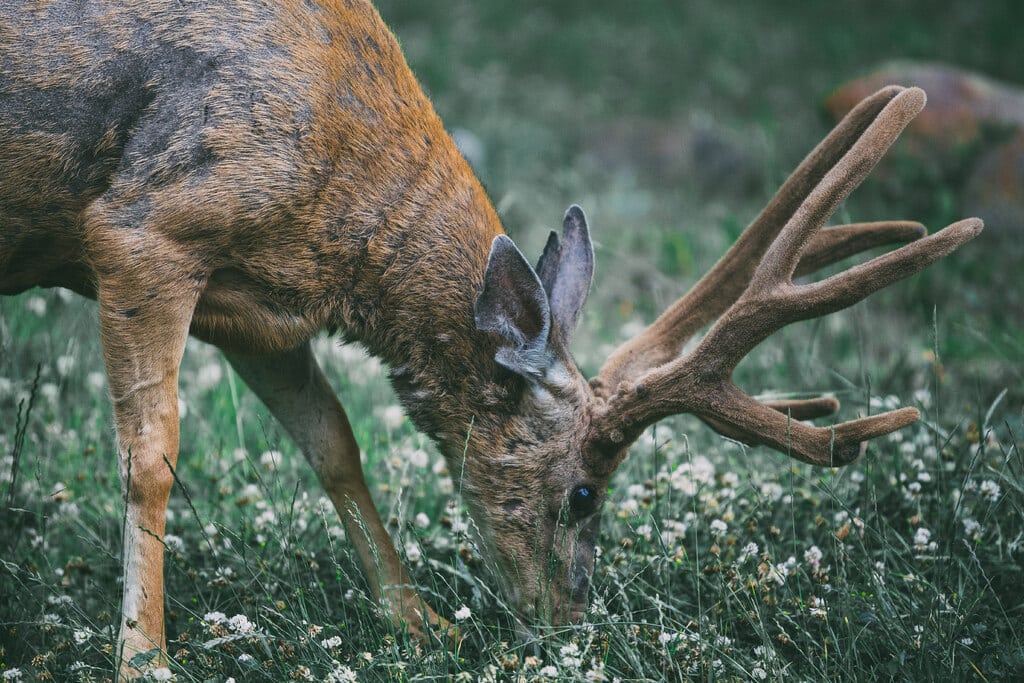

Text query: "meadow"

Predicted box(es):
[2, 1, 1022, 681]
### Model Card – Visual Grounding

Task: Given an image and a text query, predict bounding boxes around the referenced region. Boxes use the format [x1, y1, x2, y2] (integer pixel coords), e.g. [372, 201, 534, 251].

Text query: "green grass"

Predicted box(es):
[3, 1, 1023, 681]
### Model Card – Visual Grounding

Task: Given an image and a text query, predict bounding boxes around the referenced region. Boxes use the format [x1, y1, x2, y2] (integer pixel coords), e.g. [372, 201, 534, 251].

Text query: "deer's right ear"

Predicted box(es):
[475, 235, 555, 379]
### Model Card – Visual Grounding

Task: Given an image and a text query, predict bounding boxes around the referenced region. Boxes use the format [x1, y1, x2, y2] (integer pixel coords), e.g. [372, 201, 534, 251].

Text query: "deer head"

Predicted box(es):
[467, 85, 981, 625]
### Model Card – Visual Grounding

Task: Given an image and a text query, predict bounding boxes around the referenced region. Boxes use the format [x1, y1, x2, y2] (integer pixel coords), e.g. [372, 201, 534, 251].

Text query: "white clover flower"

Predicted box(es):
[454, 605, 472, 620]
[962, 518, 982, 540]
[87, 371, 106, 392]
[739, 542, 759, 563]
[759, 482, 784, 502]
[804, 545, 823, 570]
[228, 613, 256, 634]
[381, 405, 404, 430]
[617, 498, 639, 516]
[40, 382, 59, 404]
[709, 519, 728, 535]
[2, 668, 23, 681]
[559, 642, 583, 668]
[405, 541, 422, 563]
[321, 635, 343, 649]
[259, 450, 282, 470]
[979, 480, 1001, 502]
[204, 611, 227, 625]
[585, 660, 607, 682]
[73, 629, 91, 644]
[326, 664, 358, 683]
[150, 667, 173, 681]
[635, 523, 653, 541]
[56, 354, 76, 377]
[414, 512, 430, 528]
[808, 595, 827, 618]
[163, 534, 185, 553]
[539, 666, 559, 678]
[408, 448, 429, 468]
[913, 527, 931, 547]
[751, 666, 768, 680]
[237, 653, 256, 666]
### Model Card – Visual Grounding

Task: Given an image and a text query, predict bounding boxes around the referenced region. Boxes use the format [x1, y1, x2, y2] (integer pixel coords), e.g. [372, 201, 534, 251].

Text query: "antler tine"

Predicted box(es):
[587, 86, 983, 467]
[593, 86, 922, 397]
[795, 221, 925, 277]
[749, 87, 926, 290]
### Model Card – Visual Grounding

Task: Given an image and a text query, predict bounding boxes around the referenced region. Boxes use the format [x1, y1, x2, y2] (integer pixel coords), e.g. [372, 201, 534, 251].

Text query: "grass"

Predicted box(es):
[2, 1, 1023, 681]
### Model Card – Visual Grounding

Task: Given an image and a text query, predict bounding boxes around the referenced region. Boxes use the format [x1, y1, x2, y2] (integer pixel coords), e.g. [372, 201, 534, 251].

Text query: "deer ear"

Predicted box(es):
[475, 235, 555, 379]
[534, 205, 594, 345]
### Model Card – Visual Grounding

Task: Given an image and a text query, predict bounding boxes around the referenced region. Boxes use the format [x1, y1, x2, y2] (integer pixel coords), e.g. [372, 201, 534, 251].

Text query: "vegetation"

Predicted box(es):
[2, 1, 1021, 680]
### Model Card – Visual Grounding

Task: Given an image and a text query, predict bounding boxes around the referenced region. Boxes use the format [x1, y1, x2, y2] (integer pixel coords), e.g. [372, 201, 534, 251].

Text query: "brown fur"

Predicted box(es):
[2, 2, 980, 679]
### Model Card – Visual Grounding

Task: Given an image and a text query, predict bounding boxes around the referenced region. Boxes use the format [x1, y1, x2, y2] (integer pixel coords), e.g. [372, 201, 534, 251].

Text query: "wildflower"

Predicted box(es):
[237, 653, 256, 666]
[326, 664, 358, 683]
[408, 448, 429, 468]
[56, 354, 76, 377]
[751, 667, 768, 680]
[804, 545, 823, 571]
[2, 669, 24, 681]
[405, 541, 422, 563]
[709, 519, 728, 535]
[259, 450, 282, 469]
[150, 668, 173, 681]
[585, 660, 608, 682]
[759, 482, 784, 502]
[454, 605, 472, 621]
[87, 371, 106, 392]
[204, 611, 227, 625]
[40, 382, 59, 404]
[560, 642, 583, 669]
[73, 629, 91, 644]
[539, 665, 559, 677]
[163, 534, 185, 553]
[913, 527, 933, 551]
[414, 512, 430, 528]
[381, 405, 404, 430]
[979, 480, 1001, 502]
[321, 635, 343, 649]
[808, 595, 827, 619]
[617, 498, 639, 516]
[962, 518, 982, 540]
[660, 519, 687, 546]
[635, 523, 653, 541]
[195, 361, 223, 390]
[228, 613, 256, 634]
[738, 542, 759, 564]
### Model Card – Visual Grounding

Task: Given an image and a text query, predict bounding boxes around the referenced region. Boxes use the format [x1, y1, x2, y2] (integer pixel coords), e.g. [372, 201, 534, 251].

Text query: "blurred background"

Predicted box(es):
[377, 0, 1024, 409]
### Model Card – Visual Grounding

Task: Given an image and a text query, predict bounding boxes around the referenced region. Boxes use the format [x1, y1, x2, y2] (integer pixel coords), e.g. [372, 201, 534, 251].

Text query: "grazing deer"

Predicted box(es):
[0, 0, 980, 678]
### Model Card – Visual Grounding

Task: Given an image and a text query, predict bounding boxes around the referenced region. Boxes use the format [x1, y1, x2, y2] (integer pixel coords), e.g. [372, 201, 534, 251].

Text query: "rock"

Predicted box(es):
[827, 62, 1024, 235]
[825, 61, 1024, 149]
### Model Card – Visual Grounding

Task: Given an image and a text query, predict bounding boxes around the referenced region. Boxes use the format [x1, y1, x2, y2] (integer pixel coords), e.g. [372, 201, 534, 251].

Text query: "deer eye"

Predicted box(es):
[568, 484, 599, 518]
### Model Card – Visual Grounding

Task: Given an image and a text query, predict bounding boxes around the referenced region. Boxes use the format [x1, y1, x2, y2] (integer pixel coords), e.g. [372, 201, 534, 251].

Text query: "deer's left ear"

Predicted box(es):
[535, 205, 594, 346]
[475, 235, 556, 379]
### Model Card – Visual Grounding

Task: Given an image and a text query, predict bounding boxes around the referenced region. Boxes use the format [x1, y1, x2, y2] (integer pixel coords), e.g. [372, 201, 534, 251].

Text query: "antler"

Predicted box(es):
[587, 86, 982, 468]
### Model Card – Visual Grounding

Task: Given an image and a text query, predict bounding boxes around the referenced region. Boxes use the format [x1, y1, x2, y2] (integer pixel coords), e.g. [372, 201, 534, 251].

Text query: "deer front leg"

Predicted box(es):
[225, 343, 452, 643]
[96, 280, 198, 679]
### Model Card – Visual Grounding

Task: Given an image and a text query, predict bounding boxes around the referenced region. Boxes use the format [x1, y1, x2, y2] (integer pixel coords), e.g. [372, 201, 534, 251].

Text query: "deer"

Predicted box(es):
[0, 0, 981, 678]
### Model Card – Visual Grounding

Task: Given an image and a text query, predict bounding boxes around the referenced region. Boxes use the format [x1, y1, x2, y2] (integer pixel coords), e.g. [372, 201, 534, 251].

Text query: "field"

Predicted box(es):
[2, 1, 1023, 681]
